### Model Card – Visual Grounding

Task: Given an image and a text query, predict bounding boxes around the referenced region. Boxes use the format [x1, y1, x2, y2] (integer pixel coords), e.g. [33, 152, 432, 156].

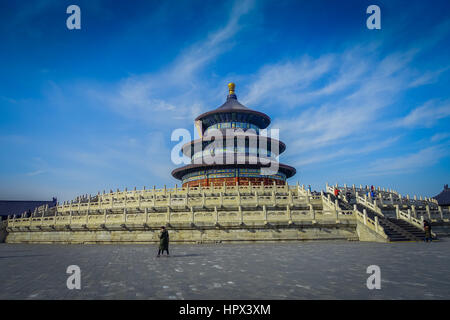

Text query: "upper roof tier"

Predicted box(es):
[195, 83, 271, 131]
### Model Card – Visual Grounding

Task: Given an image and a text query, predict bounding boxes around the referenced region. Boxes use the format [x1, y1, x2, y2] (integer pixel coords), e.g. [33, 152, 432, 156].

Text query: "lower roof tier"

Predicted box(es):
[171, 162, 297, 182]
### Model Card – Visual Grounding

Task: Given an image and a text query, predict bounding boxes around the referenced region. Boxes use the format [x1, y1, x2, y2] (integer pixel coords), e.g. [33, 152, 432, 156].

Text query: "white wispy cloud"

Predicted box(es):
[364, 144, 450, 176]
[86, 0, 255, 127]
[397, 100, 450, 128]
[293, 136, 400, 167]
[431, 132, 450, 142]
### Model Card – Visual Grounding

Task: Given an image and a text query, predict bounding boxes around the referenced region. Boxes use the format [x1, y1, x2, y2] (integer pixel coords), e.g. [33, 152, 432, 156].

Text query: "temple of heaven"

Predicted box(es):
[172, 83, 296, 187]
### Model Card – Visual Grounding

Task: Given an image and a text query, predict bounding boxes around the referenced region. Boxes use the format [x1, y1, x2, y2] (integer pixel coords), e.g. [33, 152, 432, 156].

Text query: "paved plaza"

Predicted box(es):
[0, 240, 449, 299]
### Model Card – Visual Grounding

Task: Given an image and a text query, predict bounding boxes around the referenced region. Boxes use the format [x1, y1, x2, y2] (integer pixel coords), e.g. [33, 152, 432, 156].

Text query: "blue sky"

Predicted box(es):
[0, 0, 449, 201]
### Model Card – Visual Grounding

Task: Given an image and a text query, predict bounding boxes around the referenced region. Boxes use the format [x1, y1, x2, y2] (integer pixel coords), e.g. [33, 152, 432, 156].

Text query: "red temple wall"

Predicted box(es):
[182, 177, 285, 188]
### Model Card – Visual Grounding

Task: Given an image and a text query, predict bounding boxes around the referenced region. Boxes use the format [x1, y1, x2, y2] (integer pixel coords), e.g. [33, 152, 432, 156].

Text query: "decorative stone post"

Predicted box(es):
[202, 191, 206, 208]
[239, 206, 243, 225]
[310, 204, 315, 221]
[214, 206, 218, 224]
[145, 207, 149, 224]
[166, 207, 171, 225]
[287, 205, 291, 222]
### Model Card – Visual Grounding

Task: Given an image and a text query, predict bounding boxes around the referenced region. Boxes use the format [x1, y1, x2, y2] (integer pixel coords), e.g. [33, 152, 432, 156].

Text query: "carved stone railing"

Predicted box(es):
[355, 194, 384, 216]
[6, 203, 357, 231]
[397, 208, 437, 238]
[354, 207, 388, 240]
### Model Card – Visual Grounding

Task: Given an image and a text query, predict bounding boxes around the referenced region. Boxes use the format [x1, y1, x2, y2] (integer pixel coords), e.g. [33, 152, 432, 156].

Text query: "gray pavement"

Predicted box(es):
[0, 240, 449, 299]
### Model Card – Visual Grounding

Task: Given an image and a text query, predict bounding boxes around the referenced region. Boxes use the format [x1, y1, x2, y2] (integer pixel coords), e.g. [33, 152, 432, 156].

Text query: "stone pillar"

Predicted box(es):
[214, 206, 219, 224]
[167, 207, 171, 224]
[255, 191, 259, 207]
[202, 191, 206, 207]
[438, 206, 443, 220]
[239, 206, 243, 224]
[411, 205, 417, 218]
[395, 204, 400, 219]
[288, 190, 293, 206]
[263, 205, 267, 223]
[310, 204, 315, 221]
[145, 207, 149, 224]
[363, 209, 367, 225]
[190, 206, 194, 224]
[375, 216, 379, 232]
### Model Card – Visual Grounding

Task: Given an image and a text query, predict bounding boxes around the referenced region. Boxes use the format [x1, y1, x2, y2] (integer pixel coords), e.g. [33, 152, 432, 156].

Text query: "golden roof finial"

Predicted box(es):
[228, 82, 235, 95]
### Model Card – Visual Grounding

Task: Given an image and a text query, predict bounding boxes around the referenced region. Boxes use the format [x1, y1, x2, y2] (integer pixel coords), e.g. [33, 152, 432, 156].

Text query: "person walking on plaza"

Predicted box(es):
[157, 226, 170, 257]
[424, 220, 432, 242]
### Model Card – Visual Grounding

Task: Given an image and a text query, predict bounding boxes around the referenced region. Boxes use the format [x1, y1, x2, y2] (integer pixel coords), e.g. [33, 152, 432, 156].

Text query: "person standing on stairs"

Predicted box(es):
[424, 220, 432, 242]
